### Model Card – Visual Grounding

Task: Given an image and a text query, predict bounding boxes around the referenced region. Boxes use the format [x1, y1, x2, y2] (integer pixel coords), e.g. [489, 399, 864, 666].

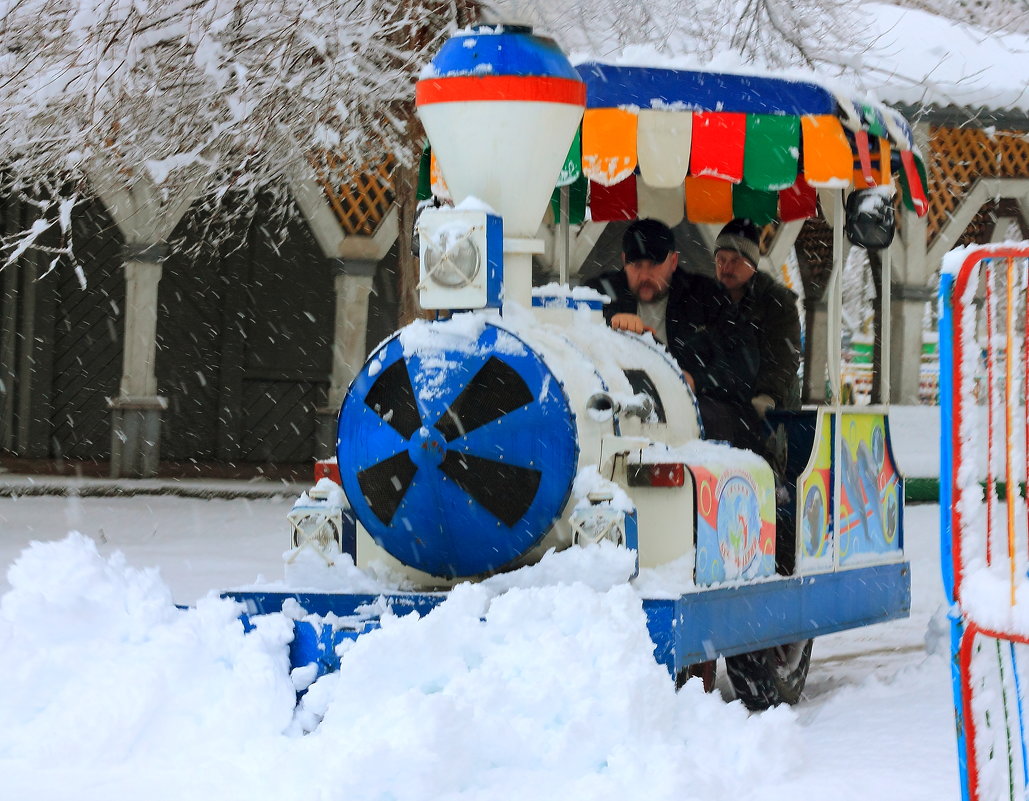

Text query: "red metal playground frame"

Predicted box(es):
[941, 243, 1029, 801]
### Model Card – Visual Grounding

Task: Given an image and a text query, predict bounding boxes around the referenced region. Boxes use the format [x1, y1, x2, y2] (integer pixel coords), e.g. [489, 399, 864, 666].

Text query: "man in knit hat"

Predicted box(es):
[713, 218, 802, 416]
[585, 218, 761, 450]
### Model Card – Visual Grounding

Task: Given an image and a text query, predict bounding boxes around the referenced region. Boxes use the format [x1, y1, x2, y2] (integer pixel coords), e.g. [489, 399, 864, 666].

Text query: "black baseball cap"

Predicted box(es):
[622, 218, 675, 264]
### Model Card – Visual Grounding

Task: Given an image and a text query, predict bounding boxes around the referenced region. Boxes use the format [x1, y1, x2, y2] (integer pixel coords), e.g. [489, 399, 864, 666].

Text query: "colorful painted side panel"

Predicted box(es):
[838, 412, 903, 565]
[797, 410, 834, 572]
[692, 461, 776, 585]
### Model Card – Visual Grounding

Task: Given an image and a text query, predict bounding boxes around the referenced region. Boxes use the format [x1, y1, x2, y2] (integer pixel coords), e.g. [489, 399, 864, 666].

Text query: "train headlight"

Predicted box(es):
[423, 229, 480, 288]
[417, 207, 503, 310]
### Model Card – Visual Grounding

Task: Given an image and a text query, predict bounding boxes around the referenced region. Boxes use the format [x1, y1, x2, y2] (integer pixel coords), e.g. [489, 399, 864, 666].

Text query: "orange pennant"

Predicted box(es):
[800, 115, 852, 187]
[684, 176, 733, 224]
[581, 108, 638, 187]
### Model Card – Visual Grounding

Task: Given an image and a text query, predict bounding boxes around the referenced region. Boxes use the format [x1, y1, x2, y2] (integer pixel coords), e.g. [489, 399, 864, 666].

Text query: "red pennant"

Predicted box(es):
[779, 175, 817, 222]
[689, 112, 746, 183]
[589, 175, 638, 222]
[853, 129, 875, 188]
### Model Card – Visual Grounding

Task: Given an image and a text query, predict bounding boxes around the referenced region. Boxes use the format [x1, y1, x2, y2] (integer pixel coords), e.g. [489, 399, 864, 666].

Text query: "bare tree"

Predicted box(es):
[903, 0, 1029, 35]
[0, 0, 472, 265]
[484, 0, 860, 69]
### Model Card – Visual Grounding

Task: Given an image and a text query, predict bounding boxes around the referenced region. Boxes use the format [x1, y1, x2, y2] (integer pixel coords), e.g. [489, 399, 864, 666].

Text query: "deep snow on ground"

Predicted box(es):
[0, 404, 961, 801]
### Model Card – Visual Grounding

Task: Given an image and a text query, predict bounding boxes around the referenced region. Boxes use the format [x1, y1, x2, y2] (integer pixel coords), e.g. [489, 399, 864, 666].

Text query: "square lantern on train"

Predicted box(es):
[417, 208, 503, 310]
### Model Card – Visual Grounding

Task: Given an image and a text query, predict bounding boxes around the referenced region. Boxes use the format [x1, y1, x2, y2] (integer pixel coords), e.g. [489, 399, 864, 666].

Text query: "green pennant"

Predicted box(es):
[743, 114, 800, 192]
[862, 104, 888, 139]
[556, 127, 582, 187]
[732, 183, 778, 226]
[550, 173, 588, 224]
[417, 142, 432, 202]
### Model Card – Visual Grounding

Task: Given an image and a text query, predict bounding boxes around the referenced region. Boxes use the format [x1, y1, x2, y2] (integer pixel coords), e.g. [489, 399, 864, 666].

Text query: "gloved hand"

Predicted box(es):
[751, 393, 776, 419]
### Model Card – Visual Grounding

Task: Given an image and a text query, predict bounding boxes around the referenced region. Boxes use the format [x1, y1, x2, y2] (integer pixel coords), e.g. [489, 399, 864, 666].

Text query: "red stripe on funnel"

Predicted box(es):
[416, 76, 586, 106]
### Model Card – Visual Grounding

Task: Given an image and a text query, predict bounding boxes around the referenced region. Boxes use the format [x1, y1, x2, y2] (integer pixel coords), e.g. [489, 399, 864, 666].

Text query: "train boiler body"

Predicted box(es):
[337, 300, 766, 587]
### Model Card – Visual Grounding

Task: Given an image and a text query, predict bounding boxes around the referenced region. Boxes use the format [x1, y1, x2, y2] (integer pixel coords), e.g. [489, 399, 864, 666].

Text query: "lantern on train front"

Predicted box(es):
[415, 25, 586, 309]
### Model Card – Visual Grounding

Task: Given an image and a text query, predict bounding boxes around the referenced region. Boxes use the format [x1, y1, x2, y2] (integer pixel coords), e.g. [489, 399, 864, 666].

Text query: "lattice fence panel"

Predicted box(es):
[928, 126, 1029, 243]
[310, 153, 396, 236]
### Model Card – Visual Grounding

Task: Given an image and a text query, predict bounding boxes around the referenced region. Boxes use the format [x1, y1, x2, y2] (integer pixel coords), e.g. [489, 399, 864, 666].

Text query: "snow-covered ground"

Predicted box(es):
[0, 404, 960, 801]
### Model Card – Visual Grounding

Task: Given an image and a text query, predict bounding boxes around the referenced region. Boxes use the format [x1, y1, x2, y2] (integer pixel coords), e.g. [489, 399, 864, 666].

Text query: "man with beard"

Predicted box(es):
[585, 218, 761, 451]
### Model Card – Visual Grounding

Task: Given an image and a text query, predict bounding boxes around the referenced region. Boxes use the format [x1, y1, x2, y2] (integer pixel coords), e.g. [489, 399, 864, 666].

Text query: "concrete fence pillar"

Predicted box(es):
[315, 259, 376, 457]
[889, 283, 935, 405]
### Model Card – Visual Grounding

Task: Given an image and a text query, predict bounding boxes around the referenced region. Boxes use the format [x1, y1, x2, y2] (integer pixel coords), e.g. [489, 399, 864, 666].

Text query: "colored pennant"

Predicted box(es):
[556, 127, 582, 187]
[684, 176, 733, 224]
[690, 112, 746, 183]
[744, 114, 801, 192]
[779, 175, 818, 222]
[589, 175, 638, 222]
[581, 107, 638, 186]
[549, 174, 588, 224]
[800, 115, 852, 187]
[899, 150, 929, 217]
[417, 143, 432, 202]
[878, 137, 892, 186]
[853, 129, 875, 188]
[637, 182, 684, 227]
[430, 150, 451, 200]
[637, 109, 693, 189]
[733, 184, 778, 226]
[861, 103, 889, 139]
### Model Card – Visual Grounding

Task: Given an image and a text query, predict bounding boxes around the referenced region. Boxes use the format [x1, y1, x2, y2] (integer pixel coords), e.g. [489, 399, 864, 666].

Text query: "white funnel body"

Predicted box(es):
[416, 26, 585, 307]
[419, 100, 584, 239]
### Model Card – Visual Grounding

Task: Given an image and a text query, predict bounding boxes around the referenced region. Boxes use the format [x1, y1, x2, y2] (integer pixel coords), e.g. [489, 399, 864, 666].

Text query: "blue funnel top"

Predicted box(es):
[425, 25, 581, 81]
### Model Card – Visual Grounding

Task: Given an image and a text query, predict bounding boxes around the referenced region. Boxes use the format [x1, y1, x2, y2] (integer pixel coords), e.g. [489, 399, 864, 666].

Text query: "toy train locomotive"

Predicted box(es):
[227, 25, 913, 709]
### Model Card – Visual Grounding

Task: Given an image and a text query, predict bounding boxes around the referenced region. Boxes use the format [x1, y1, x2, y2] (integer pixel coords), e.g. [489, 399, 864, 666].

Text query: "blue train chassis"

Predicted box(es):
[226, 561, 909, 681]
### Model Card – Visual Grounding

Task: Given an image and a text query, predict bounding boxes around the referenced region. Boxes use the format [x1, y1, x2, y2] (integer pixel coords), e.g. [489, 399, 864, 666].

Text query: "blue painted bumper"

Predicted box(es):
[225, 561, 909, 680]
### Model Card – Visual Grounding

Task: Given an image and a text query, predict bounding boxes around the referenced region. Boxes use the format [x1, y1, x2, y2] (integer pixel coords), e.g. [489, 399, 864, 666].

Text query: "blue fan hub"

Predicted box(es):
[337, 322, 579, 578]
[409, 427, 446, 468]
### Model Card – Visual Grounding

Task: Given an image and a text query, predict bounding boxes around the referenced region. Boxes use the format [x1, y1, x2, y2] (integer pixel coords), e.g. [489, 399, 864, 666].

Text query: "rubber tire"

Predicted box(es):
[725, 639, 813, 710]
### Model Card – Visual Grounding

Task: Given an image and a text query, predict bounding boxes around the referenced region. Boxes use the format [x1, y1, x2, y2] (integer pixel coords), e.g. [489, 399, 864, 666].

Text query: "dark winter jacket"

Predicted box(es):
[585, 268, 759, 406]
[735, 271, 802, 410]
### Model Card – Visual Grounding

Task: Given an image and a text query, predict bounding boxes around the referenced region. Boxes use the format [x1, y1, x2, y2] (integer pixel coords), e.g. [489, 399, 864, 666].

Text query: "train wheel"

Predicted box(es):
[724, 639, 813, 710]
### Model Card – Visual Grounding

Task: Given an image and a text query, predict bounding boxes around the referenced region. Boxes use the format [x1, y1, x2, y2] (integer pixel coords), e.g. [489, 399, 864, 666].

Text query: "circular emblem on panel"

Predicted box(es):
[802, 483, 827, 557]
[716, 475, 762, 577]
[871, 423, 885, 469]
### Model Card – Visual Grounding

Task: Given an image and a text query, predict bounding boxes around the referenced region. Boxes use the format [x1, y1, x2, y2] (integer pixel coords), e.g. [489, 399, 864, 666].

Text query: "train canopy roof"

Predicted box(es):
[423, 62, 929, 226]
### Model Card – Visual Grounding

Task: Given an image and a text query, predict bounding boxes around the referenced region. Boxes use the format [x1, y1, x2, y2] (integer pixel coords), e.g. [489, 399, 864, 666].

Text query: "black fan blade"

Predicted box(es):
[357, 451, 418, 524]
[364, 359, 422, 439]
[439, 451, 542, 527]
[435, 357, 534, 442]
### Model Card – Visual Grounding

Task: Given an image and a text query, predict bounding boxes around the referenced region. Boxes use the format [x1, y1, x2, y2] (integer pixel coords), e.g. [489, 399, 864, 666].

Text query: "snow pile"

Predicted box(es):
[0, 533, 297, 766]
[0, 533, 805, 801]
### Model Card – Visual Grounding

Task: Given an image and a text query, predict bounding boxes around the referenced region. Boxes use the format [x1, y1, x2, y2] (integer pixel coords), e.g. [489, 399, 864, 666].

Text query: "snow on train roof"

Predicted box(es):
[576, 3, 1029, 116]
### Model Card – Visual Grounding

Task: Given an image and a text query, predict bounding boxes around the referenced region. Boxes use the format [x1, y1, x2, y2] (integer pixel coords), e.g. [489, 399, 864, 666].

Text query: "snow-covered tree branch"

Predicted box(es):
[0, 0, 473, 264]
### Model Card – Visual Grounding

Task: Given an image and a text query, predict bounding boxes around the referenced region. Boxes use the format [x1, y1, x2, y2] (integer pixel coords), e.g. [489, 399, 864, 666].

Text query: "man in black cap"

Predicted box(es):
[713, 218, 802, 415]
[585, 218, 761, 450]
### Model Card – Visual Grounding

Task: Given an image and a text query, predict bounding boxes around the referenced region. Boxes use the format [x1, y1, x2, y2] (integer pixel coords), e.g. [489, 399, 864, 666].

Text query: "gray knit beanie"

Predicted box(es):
[714, 218, 760, 268]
